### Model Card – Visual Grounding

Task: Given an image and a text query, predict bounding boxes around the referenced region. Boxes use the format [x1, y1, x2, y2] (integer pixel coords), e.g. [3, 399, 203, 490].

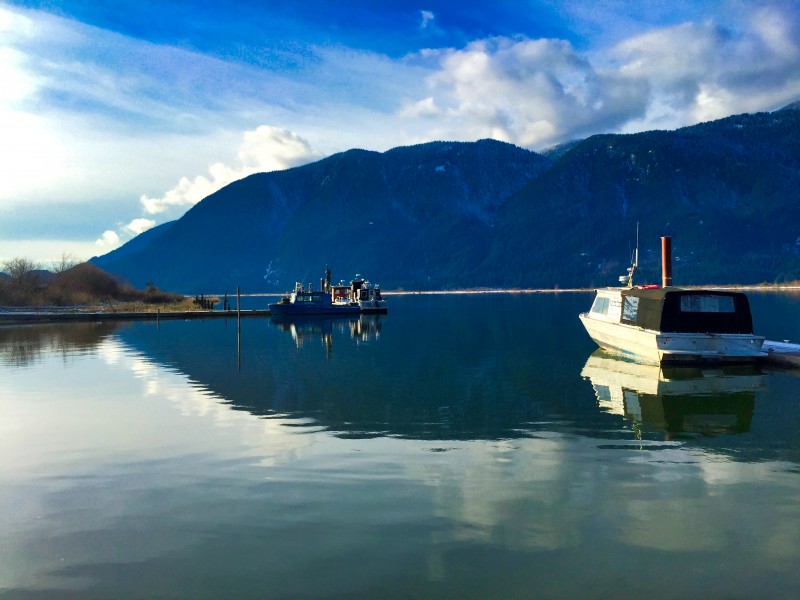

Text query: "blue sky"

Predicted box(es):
[1, 0, 798, 265]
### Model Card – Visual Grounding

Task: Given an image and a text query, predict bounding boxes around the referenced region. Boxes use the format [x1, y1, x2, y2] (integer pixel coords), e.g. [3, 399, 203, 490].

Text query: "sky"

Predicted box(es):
[1, 0, 798, 266]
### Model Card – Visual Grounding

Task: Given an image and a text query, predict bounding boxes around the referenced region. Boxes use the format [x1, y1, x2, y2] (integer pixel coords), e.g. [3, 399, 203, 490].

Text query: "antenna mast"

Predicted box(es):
[619, 222, 639, 288]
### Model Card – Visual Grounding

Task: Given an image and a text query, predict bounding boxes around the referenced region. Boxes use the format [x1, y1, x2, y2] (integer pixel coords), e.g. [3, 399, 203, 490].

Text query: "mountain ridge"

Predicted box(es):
[92, 108, 800, 292]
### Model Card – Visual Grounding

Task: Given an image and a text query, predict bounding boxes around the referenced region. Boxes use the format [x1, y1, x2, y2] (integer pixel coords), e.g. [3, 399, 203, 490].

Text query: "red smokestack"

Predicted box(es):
[661, 236, 673, 287]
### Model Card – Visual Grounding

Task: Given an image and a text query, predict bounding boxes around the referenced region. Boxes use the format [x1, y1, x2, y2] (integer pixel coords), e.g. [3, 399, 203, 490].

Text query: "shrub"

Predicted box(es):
[2, 257, 188, 307]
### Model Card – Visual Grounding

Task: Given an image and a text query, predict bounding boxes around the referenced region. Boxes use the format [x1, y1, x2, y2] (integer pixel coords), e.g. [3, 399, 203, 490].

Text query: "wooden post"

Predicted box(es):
[237, 286, 241, 371]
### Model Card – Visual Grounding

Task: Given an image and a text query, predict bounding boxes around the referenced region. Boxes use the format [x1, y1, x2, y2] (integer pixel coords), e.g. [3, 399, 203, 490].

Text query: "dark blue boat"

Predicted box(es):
[269, 281, 360, 316]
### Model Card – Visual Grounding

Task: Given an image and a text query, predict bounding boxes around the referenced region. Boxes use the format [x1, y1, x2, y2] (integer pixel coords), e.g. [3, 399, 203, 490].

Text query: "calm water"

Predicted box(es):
[2, 292, 800, 599]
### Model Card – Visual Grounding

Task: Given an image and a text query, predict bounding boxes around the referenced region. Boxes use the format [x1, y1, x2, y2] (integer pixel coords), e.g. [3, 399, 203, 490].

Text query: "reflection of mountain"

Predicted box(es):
[112, 295, 572, 441]
[581, 350, 762, 437]
[0, 322, 123, 367]
[104, 293, 798, 450]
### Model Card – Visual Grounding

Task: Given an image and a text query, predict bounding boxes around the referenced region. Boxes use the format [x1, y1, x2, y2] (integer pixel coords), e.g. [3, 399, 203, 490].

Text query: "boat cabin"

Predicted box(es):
[590, 288, 754, 334]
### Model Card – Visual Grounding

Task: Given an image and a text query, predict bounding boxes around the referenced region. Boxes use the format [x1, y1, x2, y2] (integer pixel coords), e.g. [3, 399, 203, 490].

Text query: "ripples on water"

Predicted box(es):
[1, 293, 800, 599]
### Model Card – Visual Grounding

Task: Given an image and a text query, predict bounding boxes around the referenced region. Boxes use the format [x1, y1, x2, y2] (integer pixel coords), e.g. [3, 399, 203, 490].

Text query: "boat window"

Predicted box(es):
[593, 384, 612, 403]
[622, 296, 639, 321]
[680, 295, 735, 313]
[591, 296, 610, 315]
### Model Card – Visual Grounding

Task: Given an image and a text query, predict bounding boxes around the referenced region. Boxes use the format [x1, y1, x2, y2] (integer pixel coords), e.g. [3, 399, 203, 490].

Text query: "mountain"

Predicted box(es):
[480, 109, 800, 287]
[92, 139, 551, 292]
[93, 108, 800, 292]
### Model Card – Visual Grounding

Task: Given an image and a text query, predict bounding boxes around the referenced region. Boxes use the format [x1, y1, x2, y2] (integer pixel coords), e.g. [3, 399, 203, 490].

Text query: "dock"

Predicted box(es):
[761, 340, 800, 368]
[0, 310, 271, 324]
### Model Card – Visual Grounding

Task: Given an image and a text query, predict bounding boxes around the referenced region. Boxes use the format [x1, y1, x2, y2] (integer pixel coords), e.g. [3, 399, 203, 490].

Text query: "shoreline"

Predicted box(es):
[0, 309, 272, 324]
[3, 285, 800, 324]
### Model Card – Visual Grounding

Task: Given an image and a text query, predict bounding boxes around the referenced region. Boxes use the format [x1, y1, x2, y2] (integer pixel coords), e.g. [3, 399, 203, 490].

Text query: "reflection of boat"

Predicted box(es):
[349, 314, 384, 343]
[270, 314, 383, 356]
[579, 236, 764, 364]
[581, 350, 762, 435]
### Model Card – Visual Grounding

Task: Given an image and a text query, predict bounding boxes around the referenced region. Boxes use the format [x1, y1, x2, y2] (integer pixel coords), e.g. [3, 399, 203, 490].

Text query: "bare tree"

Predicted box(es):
[51, 252, 81, 274]
[1, 257, 41, 303]
[2, 257, 39, 282]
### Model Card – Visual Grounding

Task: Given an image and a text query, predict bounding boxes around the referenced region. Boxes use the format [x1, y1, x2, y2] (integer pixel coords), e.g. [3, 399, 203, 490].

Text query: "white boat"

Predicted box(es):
[348, 275, 388, 314]
[579, 236, 765, 364]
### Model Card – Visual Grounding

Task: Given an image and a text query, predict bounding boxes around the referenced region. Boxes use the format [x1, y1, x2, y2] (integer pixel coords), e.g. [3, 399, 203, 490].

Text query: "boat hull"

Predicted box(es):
[269, 302, 360, 316]
[579, 313, 765, 364]
[358, 299, 388, 314]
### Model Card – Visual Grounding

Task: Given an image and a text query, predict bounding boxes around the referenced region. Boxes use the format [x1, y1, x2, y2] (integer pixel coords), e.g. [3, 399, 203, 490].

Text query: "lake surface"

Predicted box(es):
[2, 292, 800, 599]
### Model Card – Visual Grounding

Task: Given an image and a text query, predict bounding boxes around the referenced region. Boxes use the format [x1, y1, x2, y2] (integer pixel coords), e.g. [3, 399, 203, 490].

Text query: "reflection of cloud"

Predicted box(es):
[97, 337, 123, 365]
[100, 337, 313, 465]
[621, 497, 723, 551]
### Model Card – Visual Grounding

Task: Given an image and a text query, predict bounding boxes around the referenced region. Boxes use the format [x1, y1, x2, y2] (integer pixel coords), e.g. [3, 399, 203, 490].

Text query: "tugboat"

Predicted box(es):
[269, 267, 388, 315]
[579, 236, 765, 364]
[269, 267, 360, 316]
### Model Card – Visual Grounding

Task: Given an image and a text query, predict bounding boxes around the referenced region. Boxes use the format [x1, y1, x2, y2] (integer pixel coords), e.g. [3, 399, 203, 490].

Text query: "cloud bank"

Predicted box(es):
[95, 126, 323, 249]
[140, 126, 323, 216]
[2, 1, 799, 262]
[401, 5, 800, 147]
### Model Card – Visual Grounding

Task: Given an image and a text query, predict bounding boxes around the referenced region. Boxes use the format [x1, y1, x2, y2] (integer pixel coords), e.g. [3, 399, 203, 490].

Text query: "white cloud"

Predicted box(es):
[0, 238, 99, 265]
[125, 218, 156, 235]
[89, 126, 323, 255]
[403, 36, 649, 148]
[96, 230, 120, 248]
[398, 96, 441, 118]
[140, 126, 323, 216]
[0, 23, 68, 201]
[400, 4, 800, 148]
[610, 7, 800, 129]
[239, 125, 325, 173]
[4, 0, 800, 263]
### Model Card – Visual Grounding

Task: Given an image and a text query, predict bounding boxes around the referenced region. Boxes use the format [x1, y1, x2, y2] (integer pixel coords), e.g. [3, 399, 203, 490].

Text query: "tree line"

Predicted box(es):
[0, 255, 182, 307]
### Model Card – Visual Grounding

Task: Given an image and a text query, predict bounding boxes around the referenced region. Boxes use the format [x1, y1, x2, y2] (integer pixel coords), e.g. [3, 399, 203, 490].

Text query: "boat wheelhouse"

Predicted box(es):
[269, 281, 361, 316]
[349, 275, 388, 314]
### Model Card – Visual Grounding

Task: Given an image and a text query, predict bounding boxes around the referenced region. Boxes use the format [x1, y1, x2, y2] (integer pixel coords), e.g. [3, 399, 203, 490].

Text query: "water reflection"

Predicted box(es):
[581, 350, 762, 438]
[269, 314, 384, 357]
[4, 294, 800, 599]
[0, 322, 122, 367]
